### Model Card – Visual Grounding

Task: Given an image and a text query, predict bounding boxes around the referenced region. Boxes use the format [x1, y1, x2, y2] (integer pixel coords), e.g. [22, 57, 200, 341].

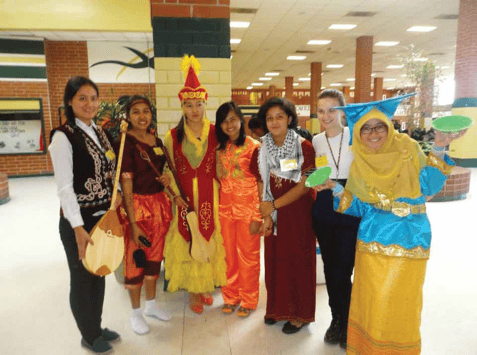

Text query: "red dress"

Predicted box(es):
[251, 139, 317, 323]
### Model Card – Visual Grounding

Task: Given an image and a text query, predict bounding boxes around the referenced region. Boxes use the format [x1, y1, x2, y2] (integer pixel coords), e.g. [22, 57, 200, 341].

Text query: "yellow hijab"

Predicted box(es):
[346, 108, 427, 204]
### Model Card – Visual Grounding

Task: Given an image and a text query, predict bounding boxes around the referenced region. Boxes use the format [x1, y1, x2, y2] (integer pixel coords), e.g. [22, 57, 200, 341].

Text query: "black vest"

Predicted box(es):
[51, 123, 116, 209]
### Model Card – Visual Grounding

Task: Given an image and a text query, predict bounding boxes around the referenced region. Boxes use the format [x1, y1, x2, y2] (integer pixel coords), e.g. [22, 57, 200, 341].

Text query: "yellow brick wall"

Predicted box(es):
[154, 57, 232, 139]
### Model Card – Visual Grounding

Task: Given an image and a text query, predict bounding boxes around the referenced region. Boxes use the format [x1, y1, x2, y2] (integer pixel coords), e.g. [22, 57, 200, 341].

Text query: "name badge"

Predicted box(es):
[315, 154, 328, 168]
[105, 150, 116, 161]
[280, 158, 297, 172]
[153, 147, 164, 156]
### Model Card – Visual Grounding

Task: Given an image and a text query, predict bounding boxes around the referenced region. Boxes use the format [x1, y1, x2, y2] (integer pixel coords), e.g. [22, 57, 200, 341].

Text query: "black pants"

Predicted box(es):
[312, 188, 360, 330]
[59, 213, 105, 344]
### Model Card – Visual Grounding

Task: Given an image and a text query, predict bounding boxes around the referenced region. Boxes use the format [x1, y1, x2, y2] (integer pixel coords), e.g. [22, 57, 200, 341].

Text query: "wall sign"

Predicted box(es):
[0, 98, 46, 155]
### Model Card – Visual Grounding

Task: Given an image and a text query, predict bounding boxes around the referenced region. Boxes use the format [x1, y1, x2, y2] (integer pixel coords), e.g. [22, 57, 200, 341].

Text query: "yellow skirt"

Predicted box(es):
[347, 250, 427, 354]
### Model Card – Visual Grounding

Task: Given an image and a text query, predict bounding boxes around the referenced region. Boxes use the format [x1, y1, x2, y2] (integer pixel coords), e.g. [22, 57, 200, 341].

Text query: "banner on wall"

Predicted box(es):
[88, 41, 155, 83]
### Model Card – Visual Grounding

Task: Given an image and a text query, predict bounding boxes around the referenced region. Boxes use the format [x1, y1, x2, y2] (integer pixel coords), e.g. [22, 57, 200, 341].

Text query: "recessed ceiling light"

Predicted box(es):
[265, 72, 280, 76]
[247, 86, 253, 90]
[329, 24, 357, 30]
[293, 83, 299, 86]
[299, 77, 311, 81]
[259, 77, 272, 81]
[251, 83, 263, 86]
[287, 55, 306, 60]
[326, 64, 344, 68]
[401, 74, 408, 77]
[307, 40, 332, 45]
[230, 39, 241, 44]
[407, 26, 437, 32]
[375, 41, 400, 46]
[413, 57, 428, 62]
[321, 87, 326, 89]
[439, 66, 450, 69]
[330, 83, 342, 86]
[350, 87, 355, 90]
[384, 78, 396, 82]
[346, 78, 355, 81]
[230, 21, 250, 28]
[387, 65, 404, 69]
[371, 73, 376, 77]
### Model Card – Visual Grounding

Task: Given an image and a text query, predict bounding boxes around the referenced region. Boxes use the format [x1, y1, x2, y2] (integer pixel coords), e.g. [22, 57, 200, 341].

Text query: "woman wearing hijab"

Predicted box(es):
[313, 94, 466, 354]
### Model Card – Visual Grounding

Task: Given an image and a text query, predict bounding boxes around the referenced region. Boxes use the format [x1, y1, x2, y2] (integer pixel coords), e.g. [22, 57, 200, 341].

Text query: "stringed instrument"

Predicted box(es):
[82, 121, 127, 276]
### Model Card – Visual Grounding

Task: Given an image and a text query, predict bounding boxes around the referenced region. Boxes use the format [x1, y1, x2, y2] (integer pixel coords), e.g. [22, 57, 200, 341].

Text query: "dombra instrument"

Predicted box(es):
[152, 139, 216, 263]
[83, 121, 128, 276]
[431, 115, 473, 133]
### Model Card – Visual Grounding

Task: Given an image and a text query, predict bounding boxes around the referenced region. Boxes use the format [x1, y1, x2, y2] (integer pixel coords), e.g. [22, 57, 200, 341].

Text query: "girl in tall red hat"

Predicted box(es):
[162, 55, 227, 314]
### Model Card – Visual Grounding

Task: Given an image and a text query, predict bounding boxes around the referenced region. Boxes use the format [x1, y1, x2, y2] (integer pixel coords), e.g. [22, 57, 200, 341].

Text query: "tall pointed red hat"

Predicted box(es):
[178, 55, 208, 101]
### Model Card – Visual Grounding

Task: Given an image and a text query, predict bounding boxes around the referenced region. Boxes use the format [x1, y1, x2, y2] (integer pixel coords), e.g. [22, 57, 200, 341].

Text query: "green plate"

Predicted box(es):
[431, 115, 473, 132]
[305, 166, 332, 188]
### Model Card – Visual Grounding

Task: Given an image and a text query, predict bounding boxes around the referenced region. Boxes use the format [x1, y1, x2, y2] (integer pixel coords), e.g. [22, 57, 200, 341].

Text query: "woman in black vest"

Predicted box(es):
[49, 76, 120, 354]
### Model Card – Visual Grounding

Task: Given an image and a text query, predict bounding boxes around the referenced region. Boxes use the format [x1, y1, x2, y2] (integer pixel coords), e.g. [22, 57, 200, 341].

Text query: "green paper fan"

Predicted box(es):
[431, 115, 473, 133]
[305, 166, 332, 188]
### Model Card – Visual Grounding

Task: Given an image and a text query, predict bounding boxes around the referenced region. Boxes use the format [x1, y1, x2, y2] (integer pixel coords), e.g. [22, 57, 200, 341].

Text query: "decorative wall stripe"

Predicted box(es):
[0, 38, 47, 81]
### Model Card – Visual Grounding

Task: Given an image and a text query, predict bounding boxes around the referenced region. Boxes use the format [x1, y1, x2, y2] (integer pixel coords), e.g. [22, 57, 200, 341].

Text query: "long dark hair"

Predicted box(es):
[256, 97, 298, 133]
[215, 101, 246, 150]
[63, 76, 99, 127]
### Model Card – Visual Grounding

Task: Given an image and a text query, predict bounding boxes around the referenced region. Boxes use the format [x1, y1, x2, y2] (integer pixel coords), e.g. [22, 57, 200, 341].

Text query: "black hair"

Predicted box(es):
[247, 114, 264, 131]
[125, 95, 156, 132]
[256, 97, 298, 133]
[63, 76, 99, 127]
[317, 89, 346, 107]
[215, 101, 246, 150]
[174, 100, 206, 144]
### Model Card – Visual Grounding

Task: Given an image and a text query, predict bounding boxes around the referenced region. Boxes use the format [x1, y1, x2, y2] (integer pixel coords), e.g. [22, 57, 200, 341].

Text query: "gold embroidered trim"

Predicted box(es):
[373, 201, 426, 217]
[199, 202, 212, 230]
[357, 240, 430, 259]
[337, 189, 353, 213]
[427, 152, 453, 175]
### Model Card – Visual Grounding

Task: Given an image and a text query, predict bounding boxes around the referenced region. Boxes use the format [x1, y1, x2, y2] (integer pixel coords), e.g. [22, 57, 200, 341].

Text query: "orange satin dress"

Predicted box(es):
[218, 136, 262, 309]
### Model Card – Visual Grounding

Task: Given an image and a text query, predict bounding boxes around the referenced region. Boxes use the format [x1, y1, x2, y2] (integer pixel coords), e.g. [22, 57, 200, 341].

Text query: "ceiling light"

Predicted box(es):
[326, 64, 343, 68]
[287, 55, 306, 60]
[265, 72, 280, 76]
[384, 78, 396, 82]
[350, 87, 355, 90]
[293, 83, 299, 86]
[329, 24, 357, 30]
[401, 74, 408, 77]
[247, 86, 253, 90]
[440, 66, 450, 69]
[299, 77, 311, 81]
[413, 57, 428, 62]
[259, 77, 272, 81]
[230, 39, 241, 44]
[387, 64, 404, 69]
[230, 21, 250, 28]
[251, 83, 263, 86]
[321, 87, 326, 89]
[330, 83, 342, 86]
[407, 26, 437, 32]
[307, 40, 332, 45]
[375, 41, 400, 46]
[346, 78, 355, 81]
[371, 73, 377, 77]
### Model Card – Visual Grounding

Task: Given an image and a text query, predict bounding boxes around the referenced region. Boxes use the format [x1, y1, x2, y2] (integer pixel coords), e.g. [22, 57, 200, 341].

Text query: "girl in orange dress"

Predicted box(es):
[215, 102, 262, 317]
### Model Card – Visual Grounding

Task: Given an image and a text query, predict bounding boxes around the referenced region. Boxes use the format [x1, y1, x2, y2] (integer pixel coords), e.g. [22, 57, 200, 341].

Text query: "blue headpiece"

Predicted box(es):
[335, 93, 415, 144]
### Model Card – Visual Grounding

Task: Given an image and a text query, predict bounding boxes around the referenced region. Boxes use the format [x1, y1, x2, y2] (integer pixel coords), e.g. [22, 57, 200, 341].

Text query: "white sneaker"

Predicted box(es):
[131, 313, 150, 335]
[144, 306, 171, 321]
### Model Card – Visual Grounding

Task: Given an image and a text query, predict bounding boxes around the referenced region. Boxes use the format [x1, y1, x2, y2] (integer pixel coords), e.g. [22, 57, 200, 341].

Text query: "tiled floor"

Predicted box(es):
[1, 172, 477, 355]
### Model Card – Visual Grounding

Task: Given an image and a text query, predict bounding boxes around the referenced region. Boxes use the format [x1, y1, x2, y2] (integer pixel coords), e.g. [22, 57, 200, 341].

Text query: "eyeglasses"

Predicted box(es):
[360, 124, 388, 135]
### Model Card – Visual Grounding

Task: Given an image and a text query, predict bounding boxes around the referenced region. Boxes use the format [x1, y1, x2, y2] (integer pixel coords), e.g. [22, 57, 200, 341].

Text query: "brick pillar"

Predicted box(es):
[0, 172, 9, 204]
[309, 62, 322, 134]
[374, 77, 383, 101]
[269, 85, 276, 98]
[354, 36, 373, 103]
[342, 86, 351, 103]
[285, 76, 294, 100]
[45, 40, 89, 130]
[449, 0, 477, 167]
[150, 0, 231, 139]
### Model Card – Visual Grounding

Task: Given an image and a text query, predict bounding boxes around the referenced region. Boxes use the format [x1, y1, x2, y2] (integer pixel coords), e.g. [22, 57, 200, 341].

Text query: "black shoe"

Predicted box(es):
[324, 317, 341, 344]
[264, 317, 277, 325]
[102, 328, 120, 343]
[282, 321, 308, 334]
[339, 329, 347, 350]
[81, 337, 113, 354]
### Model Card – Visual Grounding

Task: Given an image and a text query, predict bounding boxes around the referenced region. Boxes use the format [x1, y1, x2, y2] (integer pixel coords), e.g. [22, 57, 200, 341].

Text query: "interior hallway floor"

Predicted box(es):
[1, 172, 477, 355]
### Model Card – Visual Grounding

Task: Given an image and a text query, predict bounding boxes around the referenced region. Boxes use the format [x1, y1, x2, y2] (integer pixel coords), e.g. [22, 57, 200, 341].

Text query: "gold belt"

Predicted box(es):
[375, 201, 426, 217]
